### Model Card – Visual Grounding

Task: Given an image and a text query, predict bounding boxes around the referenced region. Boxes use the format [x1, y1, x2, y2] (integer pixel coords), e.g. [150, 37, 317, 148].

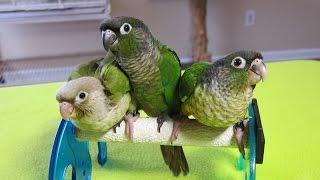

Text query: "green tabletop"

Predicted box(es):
[0, 60, 319, 180]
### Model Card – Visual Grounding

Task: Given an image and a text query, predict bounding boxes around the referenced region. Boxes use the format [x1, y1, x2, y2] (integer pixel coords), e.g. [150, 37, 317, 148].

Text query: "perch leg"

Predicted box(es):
[234, 119, 249, 158]
[97, 142, 107, 166]
[124, 113, 140, 140]
[49, 120, 92, 180]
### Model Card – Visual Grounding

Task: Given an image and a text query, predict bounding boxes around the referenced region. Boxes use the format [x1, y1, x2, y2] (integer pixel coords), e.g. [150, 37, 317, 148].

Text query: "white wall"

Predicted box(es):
[112, 0, 236, 58]
[1, 0, 320, 62]
[110, 0, 193, 58]
[231, 0, 320, 52]
[0, 20, 102, 60]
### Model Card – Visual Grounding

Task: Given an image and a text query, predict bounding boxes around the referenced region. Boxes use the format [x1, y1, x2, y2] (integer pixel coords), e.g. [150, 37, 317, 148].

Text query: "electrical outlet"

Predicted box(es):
[245, 10, 255, 26]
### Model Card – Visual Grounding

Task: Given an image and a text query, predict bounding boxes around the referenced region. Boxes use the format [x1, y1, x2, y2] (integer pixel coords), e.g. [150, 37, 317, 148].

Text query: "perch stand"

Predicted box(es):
[48, 99, 264, 180]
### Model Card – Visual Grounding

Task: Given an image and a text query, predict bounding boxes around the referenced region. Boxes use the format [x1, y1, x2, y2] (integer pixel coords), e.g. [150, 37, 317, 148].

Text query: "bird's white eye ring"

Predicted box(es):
[77, 91, 88, 102]
[231, 57, 246, 68]
[120, 23, 132, 35]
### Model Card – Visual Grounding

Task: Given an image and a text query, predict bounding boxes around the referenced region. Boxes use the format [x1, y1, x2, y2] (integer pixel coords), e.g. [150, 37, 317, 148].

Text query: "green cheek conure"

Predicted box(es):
[100, 16, 188, 176]
[64, 54, 139, 139]
[56, 77, 137, 140]
[179, 51, 267, 158]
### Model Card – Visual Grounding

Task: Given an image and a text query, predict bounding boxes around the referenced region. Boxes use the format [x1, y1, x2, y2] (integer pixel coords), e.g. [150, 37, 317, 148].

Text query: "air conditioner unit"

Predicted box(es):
[0, 0, 110, 23]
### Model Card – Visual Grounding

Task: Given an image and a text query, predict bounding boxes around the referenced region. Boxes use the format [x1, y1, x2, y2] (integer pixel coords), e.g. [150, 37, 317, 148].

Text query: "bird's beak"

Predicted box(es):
[101, 29, 118, 51]
[59, 101, 76, 120]
[248, 58, 267, 84]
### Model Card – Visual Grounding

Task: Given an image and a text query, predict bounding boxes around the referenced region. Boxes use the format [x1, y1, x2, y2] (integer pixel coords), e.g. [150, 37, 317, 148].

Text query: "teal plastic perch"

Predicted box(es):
[48, 98, 264, 180]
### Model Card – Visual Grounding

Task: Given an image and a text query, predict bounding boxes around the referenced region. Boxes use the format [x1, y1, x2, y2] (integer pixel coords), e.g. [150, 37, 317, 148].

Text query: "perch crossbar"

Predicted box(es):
[48, 98, 265, 180]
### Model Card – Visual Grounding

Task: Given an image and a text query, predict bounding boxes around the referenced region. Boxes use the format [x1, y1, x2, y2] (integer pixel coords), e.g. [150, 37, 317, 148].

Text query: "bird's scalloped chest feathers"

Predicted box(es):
[102, 16, 178, 116]
[181, 66, 253, 128]
[117, 49, 168, 116]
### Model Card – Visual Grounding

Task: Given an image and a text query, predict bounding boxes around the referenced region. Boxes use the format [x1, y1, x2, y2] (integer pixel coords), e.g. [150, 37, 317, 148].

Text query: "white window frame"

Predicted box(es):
[0, 0, 110, 23]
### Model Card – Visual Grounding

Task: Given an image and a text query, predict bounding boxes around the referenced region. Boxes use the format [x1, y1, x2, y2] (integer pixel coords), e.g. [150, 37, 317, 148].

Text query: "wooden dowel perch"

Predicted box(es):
[76, 118, 242, 147]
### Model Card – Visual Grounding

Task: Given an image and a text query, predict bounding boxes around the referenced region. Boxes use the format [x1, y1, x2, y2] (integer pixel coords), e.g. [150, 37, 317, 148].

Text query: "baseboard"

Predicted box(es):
[261, 48, 320, 61]
[1, 66, 74, 87]
[4, 48, 319, 63]
[181, 48, 320, 63]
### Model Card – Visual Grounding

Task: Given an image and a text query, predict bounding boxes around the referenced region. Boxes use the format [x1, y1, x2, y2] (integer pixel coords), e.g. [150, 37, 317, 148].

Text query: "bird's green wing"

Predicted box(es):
[158, 45, 181, 108]
[68, 54, 131, 105]
[68, 57, 104, 81]
[99, 56, 131, 104]
[179, 62, 211, 102]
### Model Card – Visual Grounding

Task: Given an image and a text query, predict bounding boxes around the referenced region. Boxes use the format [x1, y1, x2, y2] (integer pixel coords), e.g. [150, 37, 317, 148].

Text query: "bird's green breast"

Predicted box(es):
[182, 83, 252, 127]
[118, 56, 168, 116]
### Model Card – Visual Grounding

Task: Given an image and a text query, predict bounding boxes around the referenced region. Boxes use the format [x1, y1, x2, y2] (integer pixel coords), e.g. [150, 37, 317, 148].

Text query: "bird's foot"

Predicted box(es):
[233, 119, 249, 158]
[124, 112, 140, 141]
[170, 120, 182, 142]
[157, 113, 166, 133]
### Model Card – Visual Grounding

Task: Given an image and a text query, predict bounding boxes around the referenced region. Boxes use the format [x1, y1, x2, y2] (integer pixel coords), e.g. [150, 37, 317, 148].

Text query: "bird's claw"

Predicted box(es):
[127, 110, 140, 117]
[233, 120, 247, 158]
[157, 114, 165, 133]
[169, 120, 182, 143]
[112, 121, 122, 133]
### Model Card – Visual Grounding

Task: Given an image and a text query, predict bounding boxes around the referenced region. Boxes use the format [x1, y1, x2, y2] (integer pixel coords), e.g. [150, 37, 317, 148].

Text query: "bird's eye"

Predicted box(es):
[120, 23, 132, 35]
[231, 57, 246, 68]
[79, 92, 86, 99]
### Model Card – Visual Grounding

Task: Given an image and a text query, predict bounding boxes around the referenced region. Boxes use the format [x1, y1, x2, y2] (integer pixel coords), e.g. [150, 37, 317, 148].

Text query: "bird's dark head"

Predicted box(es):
[212, 51, 267, 88]
[56, 77, 107, 120]
[100, 16, 154, 57]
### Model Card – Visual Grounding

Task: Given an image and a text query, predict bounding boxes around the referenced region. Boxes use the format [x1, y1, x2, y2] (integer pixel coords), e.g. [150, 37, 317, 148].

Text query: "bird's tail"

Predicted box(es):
[160, 145, 189, 176]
